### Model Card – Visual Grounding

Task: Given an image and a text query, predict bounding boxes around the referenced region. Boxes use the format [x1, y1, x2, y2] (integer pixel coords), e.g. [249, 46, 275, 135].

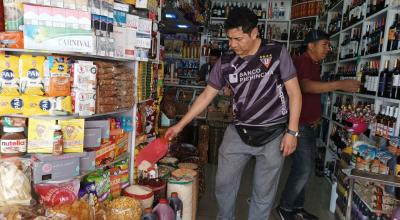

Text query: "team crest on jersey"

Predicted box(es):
[260, 54, 272, 69]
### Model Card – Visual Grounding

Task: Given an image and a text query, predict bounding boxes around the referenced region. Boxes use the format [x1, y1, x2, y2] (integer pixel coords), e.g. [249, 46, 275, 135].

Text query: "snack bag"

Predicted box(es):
[0, 54, 20, 95]
[34, 178, 80, 207]
[115, 159, 129, 189]
[27, 118, 56, 153]
[0, 95, 23, 114]
[110, 167, 121, 199]
[19, 54, 45, 95]
[22, 95, 72, 116]
[85, 170, 111, 202]
[58, 119, 84, 153]
[46, 56, 71, 97]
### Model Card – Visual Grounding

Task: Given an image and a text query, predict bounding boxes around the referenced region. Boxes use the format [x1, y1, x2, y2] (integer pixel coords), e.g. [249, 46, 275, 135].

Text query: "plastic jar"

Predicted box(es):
[0, 126, 26, 157]
[123, 185, 154, 210]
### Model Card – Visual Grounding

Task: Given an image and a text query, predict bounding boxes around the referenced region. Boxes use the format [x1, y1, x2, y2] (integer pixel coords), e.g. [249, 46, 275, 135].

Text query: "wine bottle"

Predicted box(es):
[378, 60, 389, 97]
[387, 14, 398, 51]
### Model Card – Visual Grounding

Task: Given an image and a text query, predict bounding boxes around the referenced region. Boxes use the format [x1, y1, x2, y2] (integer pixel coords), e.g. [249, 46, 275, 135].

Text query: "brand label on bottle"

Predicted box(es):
[53, 133, 63, 154]
[0, 139, 27, 153]
[176, 210, 182, 220]
[389, 29, 396, 40]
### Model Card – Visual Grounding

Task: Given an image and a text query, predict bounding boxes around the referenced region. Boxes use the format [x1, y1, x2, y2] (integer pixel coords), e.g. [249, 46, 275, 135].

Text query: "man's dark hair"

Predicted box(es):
[225, 7, 258, 34]
[209, 48, 221, 57]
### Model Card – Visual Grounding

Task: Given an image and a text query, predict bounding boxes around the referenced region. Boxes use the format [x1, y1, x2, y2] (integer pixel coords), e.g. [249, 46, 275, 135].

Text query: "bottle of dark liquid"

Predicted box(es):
[393, 13, 400, 51]
[392, 60, 400, 99]
[378, 60, 389, 97]
[385, 60, 393, 98]
[395, 156, 400, 199]
[388, 14, 398, 51]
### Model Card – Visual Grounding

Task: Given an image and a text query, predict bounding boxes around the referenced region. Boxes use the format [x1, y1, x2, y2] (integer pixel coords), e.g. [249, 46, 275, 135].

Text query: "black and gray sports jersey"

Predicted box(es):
[208, 43, 296, 126]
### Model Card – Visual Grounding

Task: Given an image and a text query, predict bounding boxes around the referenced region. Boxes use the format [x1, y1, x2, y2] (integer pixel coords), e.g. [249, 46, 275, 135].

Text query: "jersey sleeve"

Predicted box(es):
[279, 46, 297, 82]
[207, 58, 226, 90]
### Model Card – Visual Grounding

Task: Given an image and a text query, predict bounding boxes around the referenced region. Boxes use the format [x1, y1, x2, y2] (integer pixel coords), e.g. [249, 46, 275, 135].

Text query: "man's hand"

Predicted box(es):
[164, 124, 183, 141]
[280, 133, 298, 157]
[338, 80, 361, 93]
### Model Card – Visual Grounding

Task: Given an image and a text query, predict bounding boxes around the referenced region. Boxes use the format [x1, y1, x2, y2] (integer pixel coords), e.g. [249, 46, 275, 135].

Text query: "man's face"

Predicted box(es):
[210, 55, 219, 66]
[308, 39, 331, 61]
[227, 27, 258, 57]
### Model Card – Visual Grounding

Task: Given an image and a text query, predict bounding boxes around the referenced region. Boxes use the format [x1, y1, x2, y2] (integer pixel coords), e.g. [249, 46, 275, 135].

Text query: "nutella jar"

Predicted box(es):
[0, 127, 27, 157]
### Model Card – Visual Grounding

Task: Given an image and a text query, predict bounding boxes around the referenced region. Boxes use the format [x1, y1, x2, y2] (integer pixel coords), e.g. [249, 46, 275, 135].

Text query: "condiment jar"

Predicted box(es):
[52, 124, 63, 155]
[0, 126, 27, 157]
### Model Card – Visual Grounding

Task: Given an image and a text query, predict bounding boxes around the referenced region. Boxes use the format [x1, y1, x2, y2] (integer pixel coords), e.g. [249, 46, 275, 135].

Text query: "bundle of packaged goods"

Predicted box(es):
[94, 61, 135, 113]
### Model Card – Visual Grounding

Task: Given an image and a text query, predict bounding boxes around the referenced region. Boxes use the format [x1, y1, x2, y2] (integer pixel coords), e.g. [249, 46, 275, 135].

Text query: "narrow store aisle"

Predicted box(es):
[196, 158, 336, 220]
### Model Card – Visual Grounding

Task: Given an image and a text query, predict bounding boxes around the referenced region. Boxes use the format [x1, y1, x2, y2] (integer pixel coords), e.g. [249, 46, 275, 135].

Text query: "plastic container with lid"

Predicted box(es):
[153, 198, 174, 220]
[141, 208, 158, 220]
[0, 126, 27, 157]
[123, 185, 154, 210]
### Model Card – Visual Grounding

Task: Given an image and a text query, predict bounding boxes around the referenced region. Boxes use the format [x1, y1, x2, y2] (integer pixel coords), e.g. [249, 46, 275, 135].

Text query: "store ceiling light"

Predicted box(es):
[165, 13, 177, 19]
[177, 24, 189, 28]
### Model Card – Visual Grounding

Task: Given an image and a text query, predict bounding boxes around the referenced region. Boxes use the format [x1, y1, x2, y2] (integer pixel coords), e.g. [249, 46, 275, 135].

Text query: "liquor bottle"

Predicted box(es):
[225, 2, 230, 18]
[387, 14, 398, 51]
[268, 1, 273, 19]
[273, 3, 279, 19]
[253, 2, 258, 17]
[383, 106, 391, 138]
[221, 2, 225, 18]
[387, 107, 396, 137]
[392, 60, 400, 99]
[279, 2, 285, 19]
[217, 3, 222, 17]
[262, 4, 267, 19]
[212, 3, 217, 17]
[378, 60, 389, 97]
[392, 13, 400, 51]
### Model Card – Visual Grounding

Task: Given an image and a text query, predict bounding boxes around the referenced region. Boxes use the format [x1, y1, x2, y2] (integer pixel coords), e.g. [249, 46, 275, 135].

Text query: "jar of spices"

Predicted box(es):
[0, 127, 27, 157]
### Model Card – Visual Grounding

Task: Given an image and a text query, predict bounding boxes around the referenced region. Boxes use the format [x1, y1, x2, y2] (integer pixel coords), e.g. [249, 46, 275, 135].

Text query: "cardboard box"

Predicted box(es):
[32, 153, 86, 183]
[84, 127, 102, 148]
[72, 61, 97, 90]
[85, 120, 110, 142]
[71, 89, 96, 116]
[95, 141, 116, 167]
[113, 132, 128, 157]
[112, 26, 126, 57]
[28, 119, 56, 153]
[0, 32, 24, 49]
[80, 151, 96, 172]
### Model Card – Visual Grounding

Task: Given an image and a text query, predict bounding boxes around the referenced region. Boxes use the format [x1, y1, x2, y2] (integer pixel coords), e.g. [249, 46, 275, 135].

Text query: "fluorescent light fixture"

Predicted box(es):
[165, 13, 177, 19]
[177, 24, 189, 28]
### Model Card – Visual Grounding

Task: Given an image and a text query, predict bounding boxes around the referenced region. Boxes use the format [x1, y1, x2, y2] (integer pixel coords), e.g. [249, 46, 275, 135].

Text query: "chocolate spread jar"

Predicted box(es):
[0, 127, 27, 157]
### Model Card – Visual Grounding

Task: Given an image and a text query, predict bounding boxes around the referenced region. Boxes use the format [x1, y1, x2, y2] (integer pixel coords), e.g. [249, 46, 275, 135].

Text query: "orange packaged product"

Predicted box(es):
[0, 32, 23, 48]
[46, 56, 71, 97]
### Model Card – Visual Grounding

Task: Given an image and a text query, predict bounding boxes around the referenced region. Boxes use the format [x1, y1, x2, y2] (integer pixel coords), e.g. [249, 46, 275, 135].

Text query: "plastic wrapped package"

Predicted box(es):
[0, 159, 32, 206]
[45, 200, 92, 220]
[114, 74, 134, 81]
[94, 61, 115, 69]
[96, 105, 118, 113]
[98, 90, 118, 97]
[97, 73, 114, 80]
[98, 79, 117, 86]
[97, 84, 116, 91]
[104, 196, 142, 220]
[97, 97, 118, 105]
[34, 178, 80, 207]
[0, 205, 46, 219]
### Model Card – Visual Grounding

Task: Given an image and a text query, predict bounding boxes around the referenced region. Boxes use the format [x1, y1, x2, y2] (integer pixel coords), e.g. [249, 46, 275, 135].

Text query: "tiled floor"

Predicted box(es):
[196, 157, 336, 220]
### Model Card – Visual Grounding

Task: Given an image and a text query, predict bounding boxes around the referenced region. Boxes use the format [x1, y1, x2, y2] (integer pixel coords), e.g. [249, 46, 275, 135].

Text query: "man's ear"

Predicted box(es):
[251, 27, 259, 39]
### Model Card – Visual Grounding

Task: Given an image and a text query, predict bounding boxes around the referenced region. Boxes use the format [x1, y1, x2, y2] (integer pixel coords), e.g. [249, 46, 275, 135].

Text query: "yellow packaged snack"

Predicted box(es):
[27, 119, 56, 153]
[0, 55, 20, 95]
[22, 95, 72, 116]
[19, 55, 45, 95]
[0, 96, 23, 115]
[58, 119, 84, 153]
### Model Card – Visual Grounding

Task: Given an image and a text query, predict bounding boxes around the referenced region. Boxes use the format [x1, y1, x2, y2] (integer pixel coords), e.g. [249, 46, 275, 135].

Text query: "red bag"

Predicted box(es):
[34, 179, 80, 207]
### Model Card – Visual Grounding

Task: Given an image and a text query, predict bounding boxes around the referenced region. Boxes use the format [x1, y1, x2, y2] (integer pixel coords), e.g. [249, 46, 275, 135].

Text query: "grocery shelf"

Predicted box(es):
[96, 152, 129, 170]
[291, 15, 318, 22]
[334, 91, 352, 96]
[137, 98, 154, 104]
[271, 39, 289, 43]
[330, 31, 341, 39]
[164, 83, 206, 89]
[0, 48, 143, 62]
[211, 17, 266, 22]
[291, 0, 321, 8]
[289, 40, 304, 44]
[354, 93, 376, 100]
[338, 57, 358, 63]
[362, 52, 383, 59]
[365, 6, 391, 22]
[384, 49, 400, 56]
[266, 19, 290, 22]
[209, 37, 228, 41]
[0, 109, 132, 120]
[323, 60, 337, 65]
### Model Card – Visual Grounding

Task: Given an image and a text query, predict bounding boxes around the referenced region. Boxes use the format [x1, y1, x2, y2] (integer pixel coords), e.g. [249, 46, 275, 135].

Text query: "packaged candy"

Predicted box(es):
[0, 95, 23, 114]
[0, 54, 20, 95]
[19, 54, 45, 95]
[46, 56, 71, 97]
[22, 95, 72, 116]
[27, 118, 56, 153]
[84, 170, 111, 202]
[58, 119, 85, 153]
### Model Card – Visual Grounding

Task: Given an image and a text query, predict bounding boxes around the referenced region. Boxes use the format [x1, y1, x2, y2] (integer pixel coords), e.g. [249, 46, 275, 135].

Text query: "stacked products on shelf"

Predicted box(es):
[291, 0, 322, 19]
[0, 54, 135, 116]
[1, 0, 156, 60]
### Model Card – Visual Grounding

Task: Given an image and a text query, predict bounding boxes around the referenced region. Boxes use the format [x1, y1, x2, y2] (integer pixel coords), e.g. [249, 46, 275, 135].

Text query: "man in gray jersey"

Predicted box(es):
[165, 7, 302, 220]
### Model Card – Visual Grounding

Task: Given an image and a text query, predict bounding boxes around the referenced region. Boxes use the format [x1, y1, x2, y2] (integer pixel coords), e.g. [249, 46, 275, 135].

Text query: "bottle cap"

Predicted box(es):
[159, 198, 168, 204]
[171, 192, 178, 197]
[3, 127, 24, 133]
